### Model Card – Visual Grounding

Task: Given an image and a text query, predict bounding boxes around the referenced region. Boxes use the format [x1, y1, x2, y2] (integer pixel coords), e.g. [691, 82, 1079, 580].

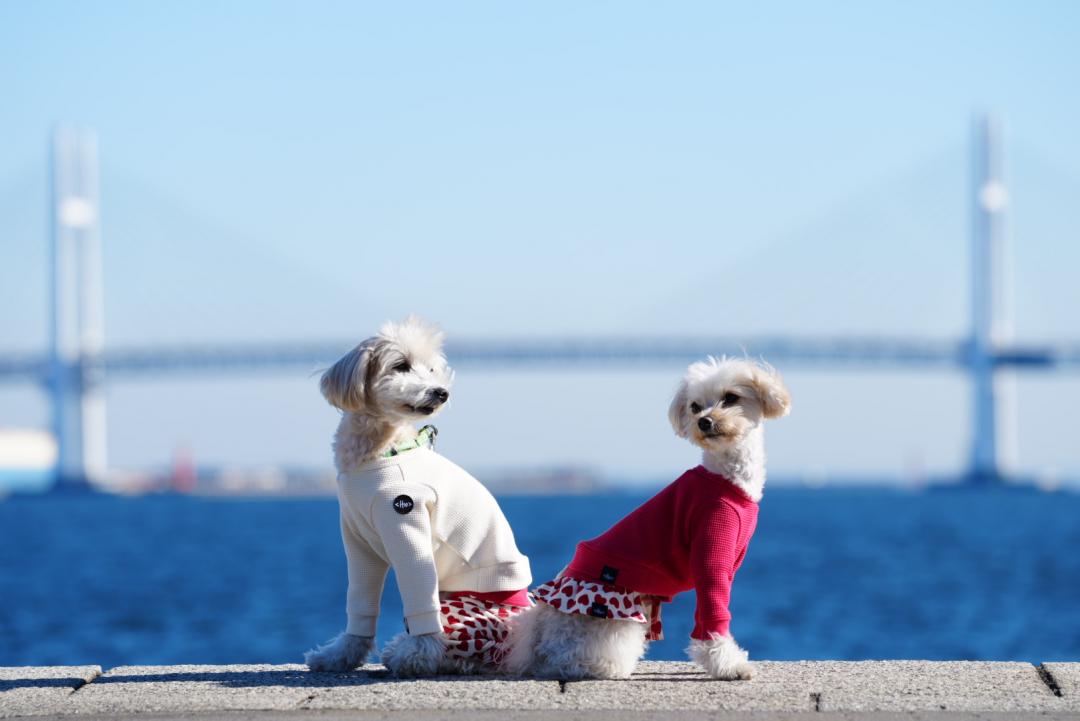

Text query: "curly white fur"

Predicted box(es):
[687, 634, 754, 680]
[304, 632, 375, 672]
[503, 603, 647, 679]
[380, 632, 469, 677]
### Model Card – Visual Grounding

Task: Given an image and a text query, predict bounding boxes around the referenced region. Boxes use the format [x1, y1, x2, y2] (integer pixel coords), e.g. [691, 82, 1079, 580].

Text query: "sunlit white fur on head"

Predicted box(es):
[321, 315, 453, 419]
[378, 315, 447, 363]
[667, 356, 790, 503]
[320, 316, 454, 473]
[668, 356, 790, 440]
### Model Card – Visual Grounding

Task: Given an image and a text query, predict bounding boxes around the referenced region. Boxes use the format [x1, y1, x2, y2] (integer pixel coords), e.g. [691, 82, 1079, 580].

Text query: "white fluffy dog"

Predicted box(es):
[505, 357, 790, 681]
[304, 316, 533, 676]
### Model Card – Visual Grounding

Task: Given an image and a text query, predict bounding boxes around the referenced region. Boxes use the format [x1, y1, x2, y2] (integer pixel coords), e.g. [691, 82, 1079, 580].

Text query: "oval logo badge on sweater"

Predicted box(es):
[392, 495, 414, 515]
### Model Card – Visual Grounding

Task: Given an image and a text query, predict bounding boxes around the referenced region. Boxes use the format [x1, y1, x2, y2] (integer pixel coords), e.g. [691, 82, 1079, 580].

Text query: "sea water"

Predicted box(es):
[1, 488, 1078, 666]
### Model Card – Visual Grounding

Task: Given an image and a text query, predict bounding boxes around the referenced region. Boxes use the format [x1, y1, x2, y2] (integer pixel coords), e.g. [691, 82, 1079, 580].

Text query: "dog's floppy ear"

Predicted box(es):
[748, 364, 791, 419]
[668, 379, 691, 438]
[320, 340, 376, 412]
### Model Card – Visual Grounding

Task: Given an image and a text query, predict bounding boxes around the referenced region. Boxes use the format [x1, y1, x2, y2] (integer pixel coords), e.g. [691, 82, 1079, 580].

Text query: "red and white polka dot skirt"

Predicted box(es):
[439, 591, 530, 668]
[533, 576, 664, 640]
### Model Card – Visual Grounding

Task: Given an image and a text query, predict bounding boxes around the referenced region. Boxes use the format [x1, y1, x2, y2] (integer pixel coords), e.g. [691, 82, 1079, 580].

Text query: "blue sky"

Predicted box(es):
[1, 1, 1079, 486]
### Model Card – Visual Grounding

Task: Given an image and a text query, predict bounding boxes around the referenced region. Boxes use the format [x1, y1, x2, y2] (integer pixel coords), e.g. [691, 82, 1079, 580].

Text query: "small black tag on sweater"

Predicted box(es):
[600, 565, 619, 583]
[392, 495, 414, 514]
[588, 601, 610, 618]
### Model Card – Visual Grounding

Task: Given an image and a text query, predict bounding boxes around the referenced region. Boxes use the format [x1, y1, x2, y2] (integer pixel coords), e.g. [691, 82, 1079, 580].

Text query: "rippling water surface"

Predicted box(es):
[1, 488, 1078, 666]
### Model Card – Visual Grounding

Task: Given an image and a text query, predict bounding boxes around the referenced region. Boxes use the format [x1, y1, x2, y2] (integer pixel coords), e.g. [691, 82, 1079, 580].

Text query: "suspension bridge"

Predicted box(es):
[1, 116, 1076, 490]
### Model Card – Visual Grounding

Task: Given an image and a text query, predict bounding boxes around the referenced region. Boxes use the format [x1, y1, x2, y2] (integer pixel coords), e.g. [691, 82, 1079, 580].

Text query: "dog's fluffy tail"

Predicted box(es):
[500, 603, 541, 676]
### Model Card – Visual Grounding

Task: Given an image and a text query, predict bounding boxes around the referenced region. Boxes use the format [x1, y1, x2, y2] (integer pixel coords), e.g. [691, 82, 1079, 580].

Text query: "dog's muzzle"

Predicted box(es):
[406, 388, 449, 415]
[697, 416, 731, 439]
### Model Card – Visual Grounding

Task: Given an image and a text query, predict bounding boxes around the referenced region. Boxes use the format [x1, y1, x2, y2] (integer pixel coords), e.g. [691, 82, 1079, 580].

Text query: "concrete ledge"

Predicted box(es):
[1, 661, 1078, 719]
[1044, 663, 1080, 710]
[559, 661, 816, 711]
[62, 665, 328, 715]
[811, 661, 1058, 712]
[0, 666, 100, 718]
[301, 665, 562, 711]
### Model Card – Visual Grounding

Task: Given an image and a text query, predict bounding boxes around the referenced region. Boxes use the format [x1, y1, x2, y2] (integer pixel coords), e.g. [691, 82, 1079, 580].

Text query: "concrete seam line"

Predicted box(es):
[1037, 663, 1065, 698]
[296, 690, 319, 708]
[66, 666, 103, 697]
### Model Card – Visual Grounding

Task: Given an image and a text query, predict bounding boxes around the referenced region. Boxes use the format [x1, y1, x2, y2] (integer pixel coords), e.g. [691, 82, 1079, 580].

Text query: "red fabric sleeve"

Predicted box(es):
[689, 500, 743, 640]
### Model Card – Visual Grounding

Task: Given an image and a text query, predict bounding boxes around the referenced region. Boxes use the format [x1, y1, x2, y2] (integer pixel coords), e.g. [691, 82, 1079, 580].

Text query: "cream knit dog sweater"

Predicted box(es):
[336, 446, 532, 637]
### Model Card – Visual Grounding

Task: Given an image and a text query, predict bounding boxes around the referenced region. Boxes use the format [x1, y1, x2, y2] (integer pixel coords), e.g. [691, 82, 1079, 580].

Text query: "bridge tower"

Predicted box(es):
[49, 127, 107, 490]
[967, 113, 1016, 485]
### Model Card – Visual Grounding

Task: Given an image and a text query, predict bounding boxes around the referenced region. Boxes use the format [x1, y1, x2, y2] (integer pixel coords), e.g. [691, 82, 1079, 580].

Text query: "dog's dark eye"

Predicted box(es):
[689, 402, 702, 414]
[722, 392, 739, 407]
[393, 360, 411, 373]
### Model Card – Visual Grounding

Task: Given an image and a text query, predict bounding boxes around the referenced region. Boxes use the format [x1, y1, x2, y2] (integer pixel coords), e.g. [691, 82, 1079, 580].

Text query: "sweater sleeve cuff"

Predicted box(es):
[346, 614, 377, 637]
[691, 618, 731, 640]
[405, 610, 443, 636]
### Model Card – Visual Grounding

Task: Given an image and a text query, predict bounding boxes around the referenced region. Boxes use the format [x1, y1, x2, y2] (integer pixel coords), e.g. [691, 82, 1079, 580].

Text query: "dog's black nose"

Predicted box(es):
[697, 417, 713, 431]
[432, 388, 449, 403]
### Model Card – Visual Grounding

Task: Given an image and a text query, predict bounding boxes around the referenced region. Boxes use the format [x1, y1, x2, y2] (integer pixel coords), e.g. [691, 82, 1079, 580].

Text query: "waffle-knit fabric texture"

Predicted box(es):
[563, 465, 758, 639]
[336, 447, 532, 636]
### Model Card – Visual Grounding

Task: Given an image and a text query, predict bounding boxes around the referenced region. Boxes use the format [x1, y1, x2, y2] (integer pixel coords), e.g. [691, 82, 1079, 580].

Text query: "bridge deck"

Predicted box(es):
[3, 336, 1078, 383]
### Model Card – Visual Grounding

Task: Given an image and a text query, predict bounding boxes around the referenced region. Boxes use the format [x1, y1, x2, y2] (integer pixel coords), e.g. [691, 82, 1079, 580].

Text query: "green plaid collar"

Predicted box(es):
[381, 425, 438, 458]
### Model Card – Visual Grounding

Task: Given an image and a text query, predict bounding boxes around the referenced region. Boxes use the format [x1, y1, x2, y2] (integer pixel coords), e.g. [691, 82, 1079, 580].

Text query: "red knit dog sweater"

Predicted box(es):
[556, 465, 759, 640]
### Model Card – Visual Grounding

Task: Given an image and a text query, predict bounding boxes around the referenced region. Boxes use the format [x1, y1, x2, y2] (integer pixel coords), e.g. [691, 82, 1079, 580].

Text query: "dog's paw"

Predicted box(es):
[304, 632, 374, 672]
[730, 661, 755, 680]
[380, 632, 448, 677]
[687, 634, 754, 681]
